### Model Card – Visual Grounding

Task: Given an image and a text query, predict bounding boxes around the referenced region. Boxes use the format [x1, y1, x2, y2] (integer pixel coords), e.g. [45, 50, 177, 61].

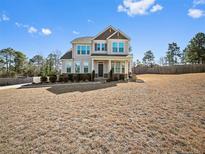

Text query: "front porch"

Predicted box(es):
[91, 56, 132, 79]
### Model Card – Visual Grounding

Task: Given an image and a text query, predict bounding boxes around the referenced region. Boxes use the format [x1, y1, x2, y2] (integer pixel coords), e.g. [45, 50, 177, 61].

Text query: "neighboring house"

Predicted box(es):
[61, 26, 133, 79]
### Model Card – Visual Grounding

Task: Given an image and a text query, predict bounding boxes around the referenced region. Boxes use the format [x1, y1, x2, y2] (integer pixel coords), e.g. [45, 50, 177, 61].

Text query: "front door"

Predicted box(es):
[98, 63, 103, 77]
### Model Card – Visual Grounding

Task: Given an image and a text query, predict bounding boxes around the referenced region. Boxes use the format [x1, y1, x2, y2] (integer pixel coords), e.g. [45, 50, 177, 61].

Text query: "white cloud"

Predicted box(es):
[28, 26, 38, 33]
[193, 0, 205, 5]
[188, 8, 204, 18]
[72, 30, 80, 35]
[150, 4, 163, 12]
[2, 14, 10, 21]
[42, 28, 52, 36]
[117, 0, 162, 16]
[15, 22, 29, 28]
[0, 14, 10, 21]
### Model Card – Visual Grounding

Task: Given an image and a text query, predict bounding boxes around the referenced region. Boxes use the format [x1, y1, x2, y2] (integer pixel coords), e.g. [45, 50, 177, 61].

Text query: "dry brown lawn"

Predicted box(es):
[0, 73, 205, 154]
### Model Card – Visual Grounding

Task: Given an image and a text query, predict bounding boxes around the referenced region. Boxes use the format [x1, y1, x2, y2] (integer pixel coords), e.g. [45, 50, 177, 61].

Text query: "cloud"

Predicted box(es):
[15, 22, 29, 28]
[28, 26, 38, 34]
[117, 0, 163, 16]
[87, 19, 94, 23]
[72, 30, 80, 35]
[0, 14, 10, 21]
[42, 28, 52, 36]
[193, 0, 205, 5]
[150, 4, 163, 12]
[188, 8, 204, 18]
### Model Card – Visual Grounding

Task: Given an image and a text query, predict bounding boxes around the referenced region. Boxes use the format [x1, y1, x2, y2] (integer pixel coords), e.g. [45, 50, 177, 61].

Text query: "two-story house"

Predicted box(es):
[61, 26, 133, 79]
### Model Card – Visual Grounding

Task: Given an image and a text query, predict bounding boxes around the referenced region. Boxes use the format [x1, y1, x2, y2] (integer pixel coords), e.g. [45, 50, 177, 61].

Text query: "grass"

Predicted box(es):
[0, 73, 205, 153]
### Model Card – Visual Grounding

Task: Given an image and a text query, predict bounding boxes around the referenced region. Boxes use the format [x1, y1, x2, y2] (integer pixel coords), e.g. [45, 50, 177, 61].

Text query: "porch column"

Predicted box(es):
[129, 59, 132, 73]
[125, 60, 129, 79]
[91, 58, 94, 72]
[108, 60, 111, 73]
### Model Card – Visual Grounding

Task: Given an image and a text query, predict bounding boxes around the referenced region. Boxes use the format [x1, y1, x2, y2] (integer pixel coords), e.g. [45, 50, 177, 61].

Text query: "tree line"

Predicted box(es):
[136, 32, 205, 67]
[0, 48, 61, 77]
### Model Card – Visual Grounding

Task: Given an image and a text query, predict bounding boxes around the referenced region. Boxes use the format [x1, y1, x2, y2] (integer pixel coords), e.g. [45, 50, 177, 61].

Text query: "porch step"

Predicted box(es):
[94, 78, 108, 83]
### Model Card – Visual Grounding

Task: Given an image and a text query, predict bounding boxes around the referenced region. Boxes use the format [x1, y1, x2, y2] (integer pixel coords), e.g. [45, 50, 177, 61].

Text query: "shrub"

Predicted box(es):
[68, 74, 73, 82]
[92, 70, 95, 81]
[49, 75, 57, 83]
[109, 69, 113, 81]
[59, 75, 64, 82]
[40, 76, 47, 83]
[119, 74, 125, 80]
[113, 74, 119, 81]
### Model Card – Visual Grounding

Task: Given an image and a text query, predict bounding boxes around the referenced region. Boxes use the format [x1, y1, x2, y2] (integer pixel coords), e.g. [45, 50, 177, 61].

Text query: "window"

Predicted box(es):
[121, 62, 125, 73]
[76, 45, 90, 55]
[95, 43, 101, 51]
[102, 43, 107, 51]
[75, 61, 80, 73]
[81, 46, 86, 55]
[67, 63, 72, 73]
[84, 61, 89, 73]
[112, 42, 118, 52]
[77, 46, 81, 54]
[119, 42, 124, 53]
[87, 46, 90, 54]
[97, 43, 100, 51]
[115, 62, 121, 73]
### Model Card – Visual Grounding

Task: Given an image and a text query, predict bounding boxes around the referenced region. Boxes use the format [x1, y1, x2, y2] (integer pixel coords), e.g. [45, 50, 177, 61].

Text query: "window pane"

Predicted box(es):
[95, 43, 97, 51]
[115, 62, 121, 73]
[97, 43, 100, 51]
[84, 61, 89, 73]
[87, 46, 90, 54]
[112, 42, 118, 52]
[119, 42, 124, 53]
[121, 62, 125, 73]
[81, 46, 86, 55]
[75, 62, 80, 73]
[77, 46, 81, 54]
[102, 43, 105, 51]
[67, 63, 72, 73]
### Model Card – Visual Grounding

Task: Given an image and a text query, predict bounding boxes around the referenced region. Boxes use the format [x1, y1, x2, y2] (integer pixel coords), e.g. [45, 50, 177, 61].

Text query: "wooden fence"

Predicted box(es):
[134, 64, 205, 74]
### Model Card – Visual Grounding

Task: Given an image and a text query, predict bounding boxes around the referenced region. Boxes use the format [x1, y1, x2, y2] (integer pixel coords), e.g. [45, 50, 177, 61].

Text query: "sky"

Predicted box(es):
[0, 0, 205, 62]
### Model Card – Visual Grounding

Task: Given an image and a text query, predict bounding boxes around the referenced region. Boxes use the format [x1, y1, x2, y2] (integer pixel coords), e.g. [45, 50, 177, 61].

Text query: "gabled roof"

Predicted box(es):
[61, 49, 72, 59]
[93, 26, 117, 40]
[93, 25, 130, 40]
[71, 37, 94, 44]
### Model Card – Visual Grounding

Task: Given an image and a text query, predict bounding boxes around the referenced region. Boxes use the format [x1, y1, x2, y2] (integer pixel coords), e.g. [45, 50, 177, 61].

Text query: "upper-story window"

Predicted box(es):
[119, 42, 124, 53]
[81, 46, 86, 55]
[101, 43, 107, 51]
[77, 46, 81, 55]
[87, 46, 90, 54]
[112, 42, 118, 52]
[95, 43, 101, 51]
[112, 42, 124, 53]
[76, 45, 90, 55]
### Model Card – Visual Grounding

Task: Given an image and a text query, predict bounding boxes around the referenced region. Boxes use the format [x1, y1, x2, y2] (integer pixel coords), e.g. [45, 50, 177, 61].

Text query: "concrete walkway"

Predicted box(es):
[0, 83, 32, 90]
